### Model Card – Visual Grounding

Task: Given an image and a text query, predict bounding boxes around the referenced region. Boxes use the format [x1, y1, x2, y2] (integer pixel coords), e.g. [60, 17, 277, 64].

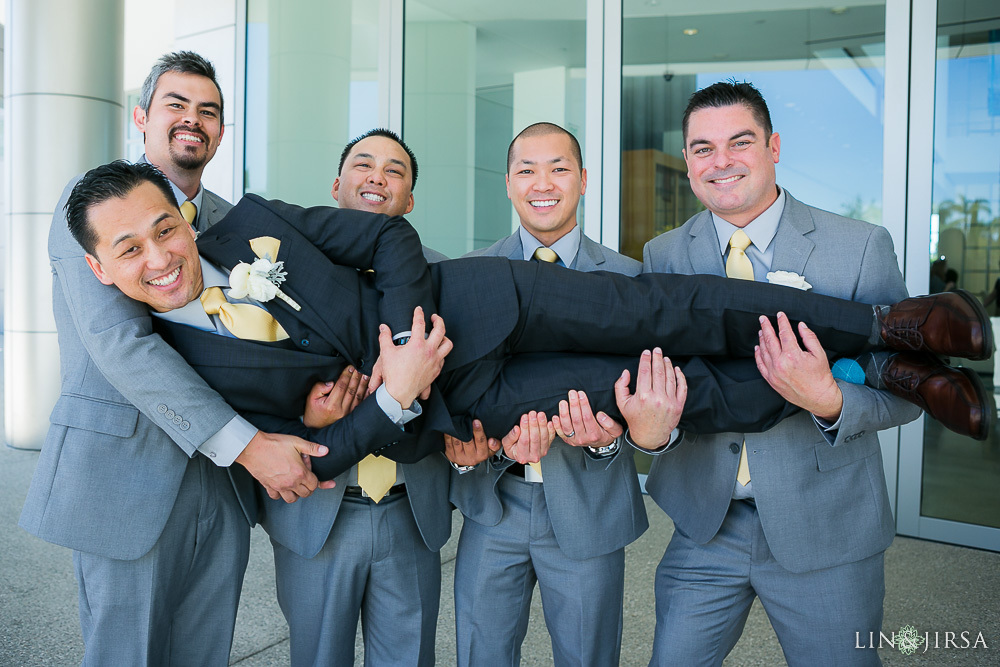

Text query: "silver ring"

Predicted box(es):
[565, 430, 576, 438]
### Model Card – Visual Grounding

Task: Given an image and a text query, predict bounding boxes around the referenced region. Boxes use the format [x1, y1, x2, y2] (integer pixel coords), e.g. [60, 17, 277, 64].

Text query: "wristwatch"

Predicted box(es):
[587, 438, 620, 458]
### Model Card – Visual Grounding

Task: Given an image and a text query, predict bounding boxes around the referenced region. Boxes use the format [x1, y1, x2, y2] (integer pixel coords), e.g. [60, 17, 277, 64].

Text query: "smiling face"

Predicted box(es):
[332, 135, 415, 216]
[683, 103, 781, 227]
[506, 132, 587, 246]
[133, 70, 224, 177]
[84, 182, 204, 313]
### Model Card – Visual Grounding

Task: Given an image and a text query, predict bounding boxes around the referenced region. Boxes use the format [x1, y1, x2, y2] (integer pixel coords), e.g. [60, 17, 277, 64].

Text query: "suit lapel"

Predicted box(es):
[574, 235, 606, 271]
[769, 194, 815, 277]
[687, 211, 727, 276]
[497, 233, 523, 260]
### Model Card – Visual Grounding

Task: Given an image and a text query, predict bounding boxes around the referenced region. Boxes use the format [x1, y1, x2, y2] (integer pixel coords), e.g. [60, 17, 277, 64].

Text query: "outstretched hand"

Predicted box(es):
[615, 348, 686, 451]
[754, 312, 842, 421]
[502, 411, 555, 464]
[443, 419, 500, 467]
[553, 390, 623, 448]
[303, 366, 369, 428]
[237, 431, 336, 503]
[376, 306, 452, 407]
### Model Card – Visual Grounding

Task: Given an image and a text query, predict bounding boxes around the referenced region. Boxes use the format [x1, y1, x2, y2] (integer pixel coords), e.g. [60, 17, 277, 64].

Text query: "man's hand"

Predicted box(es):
[236, 431, 335, 503]
[502, 411, 555, 464]
[552, 390, 623, 448]
[616, 348, 686, 451]
[443, 419, 500, 467]
[303, 366, 369, 428]
[378, 306, 452, 407]
[755, 312, 843, 421]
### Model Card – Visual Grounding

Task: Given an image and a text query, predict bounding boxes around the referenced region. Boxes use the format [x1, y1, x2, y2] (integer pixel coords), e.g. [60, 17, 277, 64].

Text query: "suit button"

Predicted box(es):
[730, 442, 740, 454]
[157, 404, 168, 414]
[180, 421, 191, 431]
[165, 409, 175, 420]
[300, 338, 310, 347]
[173, 415, 183, 425]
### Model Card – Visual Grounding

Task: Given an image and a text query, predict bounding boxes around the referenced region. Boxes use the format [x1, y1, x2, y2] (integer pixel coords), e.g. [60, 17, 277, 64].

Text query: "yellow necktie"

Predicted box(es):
[200, 286, 290, 341]
[726, 229, 754, 486]
[526, 245, 561, 479]
[180, 200, 197, 225]
[357, 454, 397, 503]
[726, 230, 754, 281]
[532, 246, 559, 264]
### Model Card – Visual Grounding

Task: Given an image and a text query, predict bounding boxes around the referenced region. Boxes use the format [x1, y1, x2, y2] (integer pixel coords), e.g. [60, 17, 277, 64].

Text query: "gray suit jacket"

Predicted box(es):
[260, 244, 454, 559]
[449, 231, 648, 560]
[19, 177, 253, 561]
[643, 191, 920, 573]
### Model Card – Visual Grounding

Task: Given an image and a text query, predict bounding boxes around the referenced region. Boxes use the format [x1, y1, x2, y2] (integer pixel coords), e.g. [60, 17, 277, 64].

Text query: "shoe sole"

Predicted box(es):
[952, 289, 995, 361]
[955, 365, 995, 441]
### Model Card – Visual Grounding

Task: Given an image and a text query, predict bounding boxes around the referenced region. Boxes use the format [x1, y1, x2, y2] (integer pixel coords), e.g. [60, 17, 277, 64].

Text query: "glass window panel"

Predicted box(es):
[244, 0, 383, 206]
[620, 1, 887, 260]
[923, 0, 1000, 529]
[621, 1, 887, 475]
[403, 1, 587, 258]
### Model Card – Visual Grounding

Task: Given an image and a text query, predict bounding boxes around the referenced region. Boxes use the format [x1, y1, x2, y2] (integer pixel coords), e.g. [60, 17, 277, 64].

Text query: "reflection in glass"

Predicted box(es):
[244, 0, 382, 207]
[620, 2, 887, 474]
[620, 2, 887, 260]
[923, 0, 1000, 529]
[403, 2, 586, 258]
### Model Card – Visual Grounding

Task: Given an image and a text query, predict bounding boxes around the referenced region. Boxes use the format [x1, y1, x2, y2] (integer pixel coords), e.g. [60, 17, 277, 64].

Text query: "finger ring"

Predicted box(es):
[565, 430, 576, 438]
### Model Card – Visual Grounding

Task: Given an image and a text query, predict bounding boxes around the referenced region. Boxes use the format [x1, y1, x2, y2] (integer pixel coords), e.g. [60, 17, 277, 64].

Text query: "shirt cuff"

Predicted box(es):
[812, 411, 842, 446]
[625, 428, 682, 454]
[375, 384, 422, 427]
[197, 415, 258, 467]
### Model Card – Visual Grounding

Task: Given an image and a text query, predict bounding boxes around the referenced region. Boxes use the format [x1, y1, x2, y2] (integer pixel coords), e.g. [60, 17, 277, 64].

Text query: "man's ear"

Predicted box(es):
[505, 174, 512, 200]
[403, 193, 415, 215]
[331, 177, 341, 203]
[133, 105, 147, 134]
[85, 254, 114, 286]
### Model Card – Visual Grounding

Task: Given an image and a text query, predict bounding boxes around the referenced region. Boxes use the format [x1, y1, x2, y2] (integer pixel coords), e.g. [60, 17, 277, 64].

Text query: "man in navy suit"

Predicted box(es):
[66, 159, 992, 471]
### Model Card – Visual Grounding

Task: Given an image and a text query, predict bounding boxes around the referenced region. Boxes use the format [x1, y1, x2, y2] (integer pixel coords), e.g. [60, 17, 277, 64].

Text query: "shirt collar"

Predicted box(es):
[140, 153, 204, 212]
[711, 186, 785, 255]
[150, 257, 227, 331]
[519, 224, 581, 267]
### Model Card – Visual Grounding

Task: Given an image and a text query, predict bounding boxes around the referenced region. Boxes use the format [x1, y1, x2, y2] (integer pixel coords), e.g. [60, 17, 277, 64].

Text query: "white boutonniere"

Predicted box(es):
[766, 270, 812, 291]
[229, 257, 302, 310]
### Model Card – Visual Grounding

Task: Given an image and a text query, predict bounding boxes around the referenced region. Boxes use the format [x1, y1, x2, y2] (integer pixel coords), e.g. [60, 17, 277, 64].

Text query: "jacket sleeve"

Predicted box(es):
[49, 178, 238, 456]
[242, 195, 436, 336]
[826, 225, 921, 445]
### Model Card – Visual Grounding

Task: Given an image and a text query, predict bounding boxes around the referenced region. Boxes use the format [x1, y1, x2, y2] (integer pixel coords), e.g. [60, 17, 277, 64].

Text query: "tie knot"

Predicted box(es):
[729, 229, 752, 252]
[533, 246, 559, 264]
[201, 286, 226, 316]
[180, 200, 198, 225]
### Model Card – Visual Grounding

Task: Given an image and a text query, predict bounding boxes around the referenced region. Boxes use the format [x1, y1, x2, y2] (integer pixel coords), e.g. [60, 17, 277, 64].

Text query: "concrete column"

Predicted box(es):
[404, 21, 476, 258]
[265, 0, 352, 207]
[4, 0, 124, 449]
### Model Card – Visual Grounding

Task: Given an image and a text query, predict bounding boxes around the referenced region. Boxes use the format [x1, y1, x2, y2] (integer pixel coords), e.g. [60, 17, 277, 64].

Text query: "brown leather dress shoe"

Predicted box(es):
[880, 352, 995, 440]
[879, 290, 994, 361]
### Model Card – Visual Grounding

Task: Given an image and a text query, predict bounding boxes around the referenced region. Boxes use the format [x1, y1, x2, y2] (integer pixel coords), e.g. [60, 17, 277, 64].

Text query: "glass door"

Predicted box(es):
[897, 0, 1000, 551]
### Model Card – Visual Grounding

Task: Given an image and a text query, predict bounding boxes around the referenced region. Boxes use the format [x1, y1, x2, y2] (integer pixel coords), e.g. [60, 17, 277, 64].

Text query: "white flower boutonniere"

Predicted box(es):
[766, 270, 812, 291]
[229, 258, 302, 310]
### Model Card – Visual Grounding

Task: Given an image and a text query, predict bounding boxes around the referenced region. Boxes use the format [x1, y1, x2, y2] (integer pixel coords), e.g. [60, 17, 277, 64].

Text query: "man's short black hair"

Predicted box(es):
[138, 50, 225, 124]
[682, 80, 774, 145]
[66, 161, 178, 256]
[507, 122, 583, 173]
[338, 128, 418, 190]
